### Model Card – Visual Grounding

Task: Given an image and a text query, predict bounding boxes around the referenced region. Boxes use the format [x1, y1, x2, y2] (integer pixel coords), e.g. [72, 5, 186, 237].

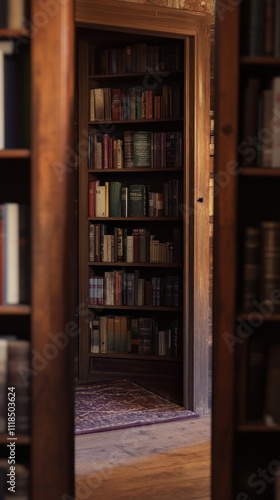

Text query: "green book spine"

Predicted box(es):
[109, 182, 122, 217]
[128, 184, 145, 216]
[133, 131, 151, 167]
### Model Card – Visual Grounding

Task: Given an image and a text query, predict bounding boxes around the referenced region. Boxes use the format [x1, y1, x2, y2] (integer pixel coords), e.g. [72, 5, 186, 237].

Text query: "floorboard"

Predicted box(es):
[75, 414, 211, 499]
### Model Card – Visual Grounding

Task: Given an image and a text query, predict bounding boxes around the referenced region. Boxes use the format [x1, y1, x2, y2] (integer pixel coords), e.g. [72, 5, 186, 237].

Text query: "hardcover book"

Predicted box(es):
[128, 184, 146, 216]
[133, 131, 151, 167]
[109, 181, 122, 217]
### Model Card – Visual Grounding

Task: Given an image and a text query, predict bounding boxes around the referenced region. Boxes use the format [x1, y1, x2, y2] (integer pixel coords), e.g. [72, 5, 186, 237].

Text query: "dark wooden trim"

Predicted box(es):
[31, 0, 75, 497]
[211, 3, 240, 498]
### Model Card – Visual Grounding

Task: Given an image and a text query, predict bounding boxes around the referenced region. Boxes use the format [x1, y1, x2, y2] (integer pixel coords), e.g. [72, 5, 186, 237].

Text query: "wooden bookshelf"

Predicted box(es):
[76, 0, 210, 414]
[0, 1, 75, 498]
[212, 1, 280, 498]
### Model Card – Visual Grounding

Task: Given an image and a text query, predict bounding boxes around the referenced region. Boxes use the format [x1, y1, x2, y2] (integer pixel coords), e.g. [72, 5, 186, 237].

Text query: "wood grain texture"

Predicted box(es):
[211, 1, 240, 498]
[31, 0, 75, 497]
[75, 415, 211, 499]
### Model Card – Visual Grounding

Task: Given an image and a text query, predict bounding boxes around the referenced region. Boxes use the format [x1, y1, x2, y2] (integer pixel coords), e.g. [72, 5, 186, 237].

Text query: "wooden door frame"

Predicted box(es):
[75, 0, 210, 414]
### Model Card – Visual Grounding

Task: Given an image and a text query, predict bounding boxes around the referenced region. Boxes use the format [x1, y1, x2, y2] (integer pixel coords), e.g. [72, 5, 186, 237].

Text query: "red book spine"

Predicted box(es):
[111, 88, 122, 120]
[103, 134, 109, 169]
[88, 181, 96, 217]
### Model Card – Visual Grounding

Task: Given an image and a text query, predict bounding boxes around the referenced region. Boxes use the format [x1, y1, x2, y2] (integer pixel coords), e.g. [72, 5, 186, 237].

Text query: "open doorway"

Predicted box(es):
[74, 0, 213, 496]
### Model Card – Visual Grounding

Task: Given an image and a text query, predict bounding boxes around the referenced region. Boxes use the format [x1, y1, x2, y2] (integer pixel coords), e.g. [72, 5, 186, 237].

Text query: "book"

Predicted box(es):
[109, 181, 122, 217]
[246, 338, 266, 421]
[99, 316, 108, 353]
[123, 131, 134, 168]
[3, 203, 19, 305]
[89, 224, 95, 262]
[133, 131, 151, 167]
[7, 0, 25, 29]
[111, 88, 122, 120]
[264, 343, 280, 425]
[264, 0, 274, 56]
[242, 227, 260, 312]
[107, 316, 115, 352]
[240, 78, 261, 166]
[139, 317, 153, 355]
[0, 41, 14, 149]
[261, 89, 273, 167]
[274, 0, 280, 57]
[18, 205, 30, 304]
[95, 183, 106, 217]
[88, 180, 96, 217]
[128, 184, 145, 216]
[271, 77, 280, 167]
[0, 1, 7, 28]
[259, 221, 280, 312]
[7, 340, 30, 435]
[93, 88, 105, 121]
[0, 339, 8, 432]
[4, 42, 30, 150]
[120, 316, 128, 352]
[114, 316, 121, 351]
[90, 318, 100, 353]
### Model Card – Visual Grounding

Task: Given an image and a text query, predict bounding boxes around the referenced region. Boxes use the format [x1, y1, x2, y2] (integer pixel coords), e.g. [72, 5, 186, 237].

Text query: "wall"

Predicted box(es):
[117, 0, 215, 22]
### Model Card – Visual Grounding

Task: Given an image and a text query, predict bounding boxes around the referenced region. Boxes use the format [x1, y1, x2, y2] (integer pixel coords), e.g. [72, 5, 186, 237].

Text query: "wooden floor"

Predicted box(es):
[75, 414, 211, 499]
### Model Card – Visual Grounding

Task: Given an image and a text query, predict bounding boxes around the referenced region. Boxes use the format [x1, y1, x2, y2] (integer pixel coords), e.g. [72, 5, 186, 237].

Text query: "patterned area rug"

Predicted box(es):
[75, 379, 199, 435]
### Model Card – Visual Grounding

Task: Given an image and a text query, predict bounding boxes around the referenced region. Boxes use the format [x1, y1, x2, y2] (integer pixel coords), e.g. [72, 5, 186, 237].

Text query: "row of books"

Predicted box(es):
[0, 41, 30, 150]
[241, 0, 280, 57]
[88, 180, 181, 218]
[89, 272, 181, 307]
[89, 85, 181, 122]
[241, 77, 280, 167]
[0, 0, 26, 29]
[90, 316, 179, 356]
[88, 130, 183, 169]
[94, 42, 182, 74]
[0, 460, 29, 499]
[0, 339, 30, 435]
[89, 225, 182, 264]
[242, 221, 280, 312]
[247, 338, 280, 426]
[0, 203, 30, 306]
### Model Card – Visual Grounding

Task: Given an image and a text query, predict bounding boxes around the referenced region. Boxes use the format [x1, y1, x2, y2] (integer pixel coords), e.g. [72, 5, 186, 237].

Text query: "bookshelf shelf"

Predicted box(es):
[89, 118, 183, 125]
[88, 168, 183, 173]
[88, 216, 183, 221]
[237, 423, 280, 433]
[241, 56, 280, 65]
[0, 305, 31, 316]
[88, 262, 182, 267]
[239, 312, 280, 322]
[89, 352, 181, 362]
[89, 70, 183, 80]
[0, 29, 29, 39]
[241, 167, 280, 176]
[0, 435, 31, 445]
[88, 305, 183, 312]
[0, 149, 31, 159]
